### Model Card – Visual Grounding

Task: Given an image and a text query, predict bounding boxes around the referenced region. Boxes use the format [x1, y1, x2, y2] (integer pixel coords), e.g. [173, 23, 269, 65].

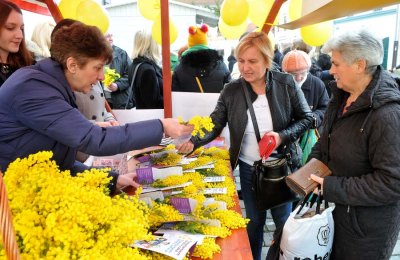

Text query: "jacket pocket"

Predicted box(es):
[348, 206, 366, 238]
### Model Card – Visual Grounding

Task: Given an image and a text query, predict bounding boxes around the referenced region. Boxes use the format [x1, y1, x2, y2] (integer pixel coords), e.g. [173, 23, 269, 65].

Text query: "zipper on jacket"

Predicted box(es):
[347, 205, 350, 213]
[233, 130, 246, 169]
[327, 133, 331, 161]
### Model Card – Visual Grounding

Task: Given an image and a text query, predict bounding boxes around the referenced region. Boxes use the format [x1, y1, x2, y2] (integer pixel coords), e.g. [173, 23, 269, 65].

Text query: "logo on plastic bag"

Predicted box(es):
[317, 224, 331, 246]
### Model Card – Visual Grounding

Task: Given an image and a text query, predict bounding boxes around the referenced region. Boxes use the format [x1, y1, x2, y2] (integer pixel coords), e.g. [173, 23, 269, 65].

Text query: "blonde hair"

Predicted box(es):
[235, 32, 273, 68]
[131, 30, 160, 63]
[31, 21, 55, 58]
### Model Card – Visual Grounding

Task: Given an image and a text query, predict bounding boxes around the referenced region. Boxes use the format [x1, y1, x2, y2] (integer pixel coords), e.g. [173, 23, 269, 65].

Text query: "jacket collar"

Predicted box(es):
[34, 58, 77, 107]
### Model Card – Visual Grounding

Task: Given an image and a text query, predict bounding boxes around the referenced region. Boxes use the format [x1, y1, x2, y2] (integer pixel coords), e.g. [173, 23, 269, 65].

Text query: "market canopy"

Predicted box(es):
[279, 0, 400, 29]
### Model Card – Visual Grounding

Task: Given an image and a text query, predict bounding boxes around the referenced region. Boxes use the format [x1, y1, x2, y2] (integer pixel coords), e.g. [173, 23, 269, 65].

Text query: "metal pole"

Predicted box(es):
[161, 0, 172, 118]
[261, 0, 287, 34]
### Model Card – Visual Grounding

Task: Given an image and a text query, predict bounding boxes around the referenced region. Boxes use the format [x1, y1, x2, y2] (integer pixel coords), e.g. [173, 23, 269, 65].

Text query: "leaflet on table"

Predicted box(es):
[154, 226, 206, 245]
[141, 181, 192, 194]
[203, 176, 225, 183]
[139, 189, 186, 205]
[169, 197, 228, 214]
[155, 220, 221, 237]
[136, 166, 183, 184]
[132, 234, 197, 260]
[191, 163, 215, 170]
[202, 197, 227, 210]
[127, 146, 165, 161]
[204, 187, 227, 195]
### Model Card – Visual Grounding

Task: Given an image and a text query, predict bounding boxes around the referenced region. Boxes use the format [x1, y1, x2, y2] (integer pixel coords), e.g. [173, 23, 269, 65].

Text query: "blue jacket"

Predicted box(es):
[0, 58, 163, 186]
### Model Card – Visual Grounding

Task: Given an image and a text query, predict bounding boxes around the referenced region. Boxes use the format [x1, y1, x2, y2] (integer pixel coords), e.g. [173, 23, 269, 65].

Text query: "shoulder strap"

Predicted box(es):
[241, 78, 261, 142]
[125, 62, 143, 109]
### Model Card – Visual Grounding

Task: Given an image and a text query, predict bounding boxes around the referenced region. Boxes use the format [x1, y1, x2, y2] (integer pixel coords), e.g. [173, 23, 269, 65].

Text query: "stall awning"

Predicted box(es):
[14, 0, 51, 16]
[279, 0, 399, 29]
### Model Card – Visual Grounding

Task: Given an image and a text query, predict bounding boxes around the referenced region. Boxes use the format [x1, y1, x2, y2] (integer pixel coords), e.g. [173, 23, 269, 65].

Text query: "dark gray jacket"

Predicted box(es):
[107, 45, 132, 109]
[192, 70, 313, 170]
[310, 66, 400, 259]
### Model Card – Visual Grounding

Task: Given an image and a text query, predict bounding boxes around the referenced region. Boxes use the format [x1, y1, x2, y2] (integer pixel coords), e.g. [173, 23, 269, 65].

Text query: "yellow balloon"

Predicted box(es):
[221, 0, 249, 27]
[58, 0, 82, 19]
[138, 0, 160, 21]
[300, 21, 333, 47]
[288, 0, 302, 21]
[151, 15, 178, 45]
[76, 0, 110, 34]
[248, 0, 277, 28]
[218, 18, 247, 40]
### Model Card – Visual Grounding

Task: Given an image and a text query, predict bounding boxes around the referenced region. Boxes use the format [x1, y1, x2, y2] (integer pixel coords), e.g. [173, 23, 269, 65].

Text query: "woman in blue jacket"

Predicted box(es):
[0, 22, 192, 195]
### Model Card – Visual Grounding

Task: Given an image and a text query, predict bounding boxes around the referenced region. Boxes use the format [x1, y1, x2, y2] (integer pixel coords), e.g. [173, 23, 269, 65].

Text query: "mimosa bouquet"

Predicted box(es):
[178, 116, 214, 138]
[103, 67, 120, 87]
[1, 151, 152, 259]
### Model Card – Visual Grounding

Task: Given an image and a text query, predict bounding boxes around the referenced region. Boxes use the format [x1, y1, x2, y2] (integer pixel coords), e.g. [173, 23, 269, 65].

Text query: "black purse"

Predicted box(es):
[241, 79, 298, 211]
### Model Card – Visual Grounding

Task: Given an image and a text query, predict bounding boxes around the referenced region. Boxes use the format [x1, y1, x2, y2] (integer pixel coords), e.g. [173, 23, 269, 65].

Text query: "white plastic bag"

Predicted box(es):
[280, 204, 335, 260]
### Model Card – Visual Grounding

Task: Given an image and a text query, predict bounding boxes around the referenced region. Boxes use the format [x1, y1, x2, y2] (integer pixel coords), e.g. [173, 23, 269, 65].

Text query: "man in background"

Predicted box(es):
[104, 32, 133, 109]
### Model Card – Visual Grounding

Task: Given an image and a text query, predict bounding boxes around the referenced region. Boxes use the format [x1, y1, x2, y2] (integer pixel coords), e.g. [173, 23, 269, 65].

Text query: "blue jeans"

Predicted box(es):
[238, 160, 292, 260]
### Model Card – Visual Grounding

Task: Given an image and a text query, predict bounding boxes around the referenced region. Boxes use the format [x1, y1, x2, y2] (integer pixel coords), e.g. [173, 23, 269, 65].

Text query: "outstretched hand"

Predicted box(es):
[161, 118, 193, 139]
[116, 172, 140, 192]
[177, 141, 194, 154]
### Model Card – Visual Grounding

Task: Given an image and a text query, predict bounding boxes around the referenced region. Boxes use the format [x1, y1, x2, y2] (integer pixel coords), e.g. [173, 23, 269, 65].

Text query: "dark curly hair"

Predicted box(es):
[50, 22, 112, 69]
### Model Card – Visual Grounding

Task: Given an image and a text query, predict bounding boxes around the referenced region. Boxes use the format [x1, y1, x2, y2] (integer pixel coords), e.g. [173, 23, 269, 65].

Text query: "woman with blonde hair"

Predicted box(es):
[30, 20, 55, 60]
[178, 32, 313, 259]
[128, 29, 163, 109]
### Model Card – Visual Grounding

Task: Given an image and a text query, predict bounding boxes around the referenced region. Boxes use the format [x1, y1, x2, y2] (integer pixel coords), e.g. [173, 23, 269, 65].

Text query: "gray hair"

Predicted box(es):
[322, 30, 383, 75]
[131, 30, 160, 63]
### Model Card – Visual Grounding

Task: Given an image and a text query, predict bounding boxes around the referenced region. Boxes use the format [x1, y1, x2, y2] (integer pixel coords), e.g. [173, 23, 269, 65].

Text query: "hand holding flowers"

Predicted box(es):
[102, 67, 120, 90]
[176, 116, 215, 153]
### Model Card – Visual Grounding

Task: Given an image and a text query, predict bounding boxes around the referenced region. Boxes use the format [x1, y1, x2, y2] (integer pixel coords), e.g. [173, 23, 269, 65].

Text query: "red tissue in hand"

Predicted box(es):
[259, 135, 276, 159]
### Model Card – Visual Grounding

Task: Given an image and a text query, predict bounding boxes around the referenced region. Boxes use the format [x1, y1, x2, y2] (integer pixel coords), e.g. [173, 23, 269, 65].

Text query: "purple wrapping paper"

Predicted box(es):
[170, 197, 192, 214]
[136, 167, 154, 184]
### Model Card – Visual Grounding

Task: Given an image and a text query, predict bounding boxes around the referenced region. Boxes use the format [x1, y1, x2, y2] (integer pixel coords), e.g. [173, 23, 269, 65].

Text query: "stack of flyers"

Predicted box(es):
[132, 234, 198, 260]
[92, 158, 120, 171]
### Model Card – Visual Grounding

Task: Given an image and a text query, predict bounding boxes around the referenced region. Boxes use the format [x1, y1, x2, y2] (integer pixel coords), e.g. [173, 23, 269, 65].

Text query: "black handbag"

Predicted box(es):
[241, 79, 298, 211]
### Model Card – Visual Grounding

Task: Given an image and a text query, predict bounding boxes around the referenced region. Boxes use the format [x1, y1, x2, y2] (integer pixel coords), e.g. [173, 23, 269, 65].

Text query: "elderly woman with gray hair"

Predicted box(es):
[310, 30, 400, 259]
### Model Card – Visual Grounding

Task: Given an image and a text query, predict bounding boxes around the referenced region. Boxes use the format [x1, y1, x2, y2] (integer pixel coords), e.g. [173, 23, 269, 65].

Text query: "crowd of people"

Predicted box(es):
[1, 0, 400, 259]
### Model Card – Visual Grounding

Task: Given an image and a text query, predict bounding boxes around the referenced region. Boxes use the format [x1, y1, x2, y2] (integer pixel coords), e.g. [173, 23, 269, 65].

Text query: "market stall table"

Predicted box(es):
[123, 148, 253, 260]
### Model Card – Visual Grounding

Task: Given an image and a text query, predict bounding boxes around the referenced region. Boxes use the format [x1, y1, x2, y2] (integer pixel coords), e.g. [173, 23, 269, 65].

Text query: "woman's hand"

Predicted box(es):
[177, 141, 194, 154]
[107, 82, 118, 92]
[310, 174, 324, 195]
[109, 120, 120, 126]
[96, 121, 112, 127]
[161, 118, 194, 139]
[116, 172, 140, 191]
[264, 131, 282, 150]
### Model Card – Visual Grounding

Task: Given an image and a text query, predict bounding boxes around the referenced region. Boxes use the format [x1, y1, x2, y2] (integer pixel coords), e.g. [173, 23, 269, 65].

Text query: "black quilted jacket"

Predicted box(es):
[310, 66, 400, 259]
[172, 49, 231, 93]
[192, 70, 313, 170]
